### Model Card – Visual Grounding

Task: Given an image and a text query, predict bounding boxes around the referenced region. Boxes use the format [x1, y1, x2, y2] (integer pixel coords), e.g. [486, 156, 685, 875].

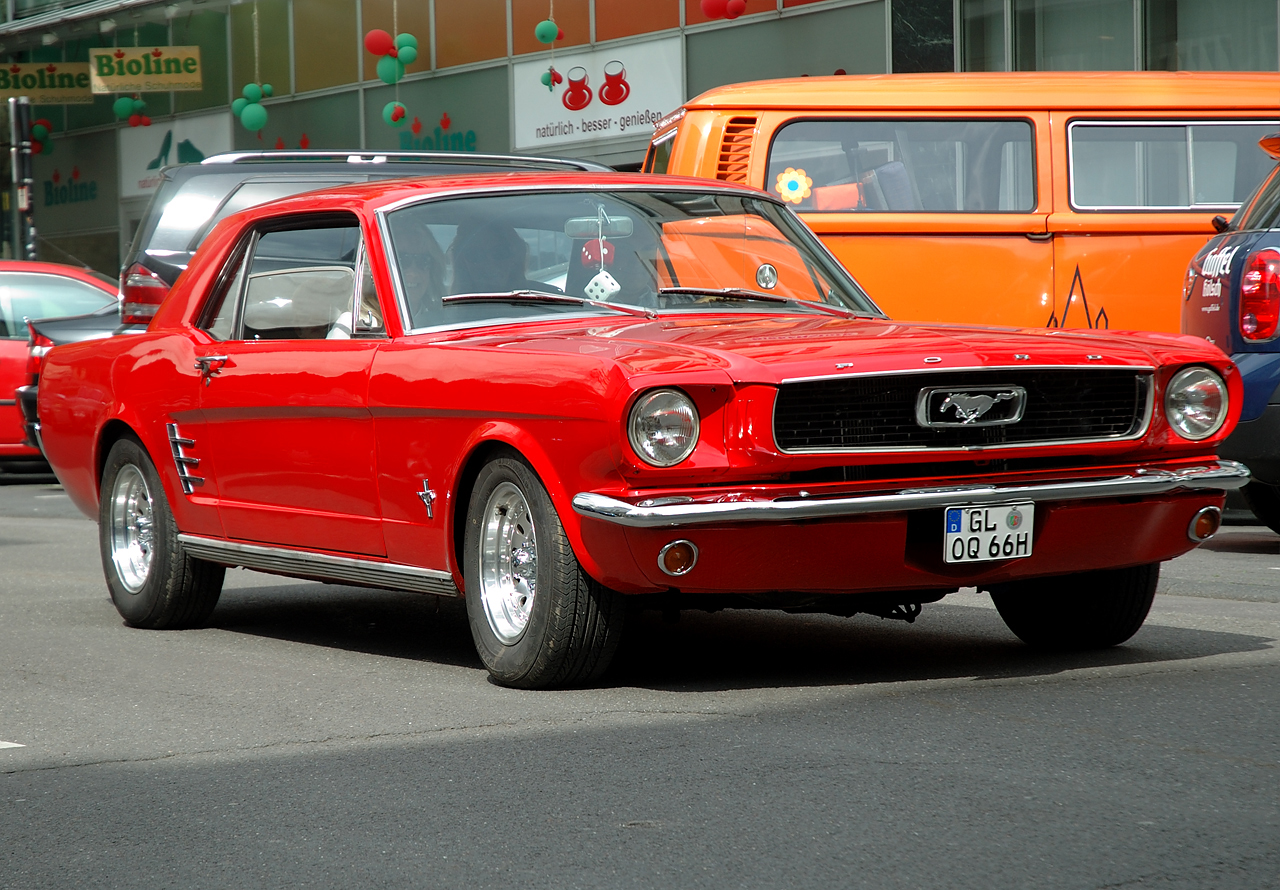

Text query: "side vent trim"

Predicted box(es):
[715, 116, 757, 183]
[167, 422, 204, 495]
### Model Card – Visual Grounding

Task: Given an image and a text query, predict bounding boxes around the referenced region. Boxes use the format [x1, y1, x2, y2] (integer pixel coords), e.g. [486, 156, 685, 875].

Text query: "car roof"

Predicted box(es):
[165, 149, 613, 180]
[0, 260, 119, 292]
[217, 172, 777, 220]
[683, 71, 1280, 112]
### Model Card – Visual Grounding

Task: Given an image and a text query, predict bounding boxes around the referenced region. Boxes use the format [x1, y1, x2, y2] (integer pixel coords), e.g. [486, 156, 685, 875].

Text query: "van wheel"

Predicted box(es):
[987, 563, 1158, 650]
[100, 437, 225, 629]
[1242, 481, 1280, 535]
[463, 454, 625, 689]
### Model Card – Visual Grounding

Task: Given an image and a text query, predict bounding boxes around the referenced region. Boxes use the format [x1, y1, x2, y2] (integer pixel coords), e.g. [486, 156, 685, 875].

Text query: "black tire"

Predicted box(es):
[1241, 481, 1280, 535]
[987, 562, 1159, 650]
[463, 453, 625, 689]
[99, 437, 225, 629]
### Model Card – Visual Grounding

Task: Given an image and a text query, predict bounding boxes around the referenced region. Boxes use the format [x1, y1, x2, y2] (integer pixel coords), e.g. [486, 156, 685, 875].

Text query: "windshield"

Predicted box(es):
[385, 189, 878, 329]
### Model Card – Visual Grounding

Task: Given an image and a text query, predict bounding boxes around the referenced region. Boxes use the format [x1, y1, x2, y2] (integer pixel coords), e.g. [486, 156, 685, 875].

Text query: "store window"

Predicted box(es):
[766, 119, 1036, 212]
[1069, 121, 1280, 209]
[436, 0, 507, 68]
[1146, 0, 1278, 70]
[963, 0, 1279, 71]
[294, 0, 359, 92]
[596, 0, 679, 41]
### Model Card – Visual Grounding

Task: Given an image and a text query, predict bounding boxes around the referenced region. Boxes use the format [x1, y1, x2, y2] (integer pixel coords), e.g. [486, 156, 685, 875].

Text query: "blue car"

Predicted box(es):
[1183, 134, 1280, 533]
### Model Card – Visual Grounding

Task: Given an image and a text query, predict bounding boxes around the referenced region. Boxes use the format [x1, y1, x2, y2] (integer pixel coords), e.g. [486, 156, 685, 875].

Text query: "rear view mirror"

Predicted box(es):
[565, 216, 634, 239]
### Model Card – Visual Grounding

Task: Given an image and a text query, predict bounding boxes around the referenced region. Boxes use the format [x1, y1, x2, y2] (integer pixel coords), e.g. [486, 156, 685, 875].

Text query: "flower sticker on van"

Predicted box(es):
[775, 167, 812, 205]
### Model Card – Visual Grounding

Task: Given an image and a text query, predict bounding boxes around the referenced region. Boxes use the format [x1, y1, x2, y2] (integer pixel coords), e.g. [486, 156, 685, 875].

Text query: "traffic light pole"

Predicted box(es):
[8, 96, 36, 261]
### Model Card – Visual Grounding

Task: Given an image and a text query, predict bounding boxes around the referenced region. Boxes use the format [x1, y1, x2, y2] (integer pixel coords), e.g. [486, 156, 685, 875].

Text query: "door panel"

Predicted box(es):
[819, 232, 1055, 327]
[197, 339, 384, 556]
[1049, 228, 1212, 333]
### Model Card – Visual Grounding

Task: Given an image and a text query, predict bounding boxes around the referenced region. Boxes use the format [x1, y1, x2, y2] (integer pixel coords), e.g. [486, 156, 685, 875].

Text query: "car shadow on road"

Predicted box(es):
[208, 581, 480, 669]
[1197, 529, 1280, 555]
[207, 582, 1275, 693]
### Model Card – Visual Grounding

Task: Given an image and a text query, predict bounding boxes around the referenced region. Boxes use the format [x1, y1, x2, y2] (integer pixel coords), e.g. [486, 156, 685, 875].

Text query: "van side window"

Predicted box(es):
[646, 130, 677, 174]
[765, 119, 1035, 213]
[1069, 121, 1279, 210]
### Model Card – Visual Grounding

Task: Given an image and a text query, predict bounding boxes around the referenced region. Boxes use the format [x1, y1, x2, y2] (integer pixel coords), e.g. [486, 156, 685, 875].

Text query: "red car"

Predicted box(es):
[37, 174, 1247, 688]
[0, 261, 118, 471]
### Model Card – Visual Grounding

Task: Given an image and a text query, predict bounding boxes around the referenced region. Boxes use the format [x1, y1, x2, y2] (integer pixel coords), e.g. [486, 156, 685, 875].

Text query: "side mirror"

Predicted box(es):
[1211, 215, 1231, 234]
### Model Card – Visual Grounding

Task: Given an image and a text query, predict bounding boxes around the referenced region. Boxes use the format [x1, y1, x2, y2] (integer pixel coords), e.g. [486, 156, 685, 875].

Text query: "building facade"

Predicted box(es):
[0, 0, 1276, 273]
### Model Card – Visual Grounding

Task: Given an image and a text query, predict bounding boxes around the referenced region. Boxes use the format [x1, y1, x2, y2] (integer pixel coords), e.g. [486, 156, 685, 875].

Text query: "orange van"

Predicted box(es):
[645, 72, 1280, 333]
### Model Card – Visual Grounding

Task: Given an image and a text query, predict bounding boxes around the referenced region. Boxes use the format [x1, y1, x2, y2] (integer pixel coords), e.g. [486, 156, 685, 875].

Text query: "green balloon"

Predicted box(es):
[540, 71, 552, 89]
[382, 101, 406, 127]
[376, 54, 404, 85]
[534, 19, 558, 44]
[242, 82, 262, 103]
[261, 83, 273, 97]
[231, 97, 249, 116]
[395, 32, 418, 50]
[31, 123, 48, 141]
[397, 45, 418, 65]
[240, 102, 268, 131]
[112, 96, 134, 119]
[132, 98, 146, 113]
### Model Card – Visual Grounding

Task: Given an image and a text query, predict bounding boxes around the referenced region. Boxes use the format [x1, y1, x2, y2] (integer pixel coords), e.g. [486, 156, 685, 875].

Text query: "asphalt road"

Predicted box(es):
[1, 484, 1277, 889]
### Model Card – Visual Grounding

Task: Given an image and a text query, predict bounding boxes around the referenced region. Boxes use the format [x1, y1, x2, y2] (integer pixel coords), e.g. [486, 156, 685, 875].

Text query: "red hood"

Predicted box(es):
[456, 314, 1219, 384]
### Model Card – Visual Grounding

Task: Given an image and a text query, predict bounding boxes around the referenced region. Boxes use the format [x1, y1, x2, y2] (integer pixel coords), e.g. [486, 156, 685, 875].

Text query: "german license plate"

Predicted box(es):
[944, 502, 1034, 564]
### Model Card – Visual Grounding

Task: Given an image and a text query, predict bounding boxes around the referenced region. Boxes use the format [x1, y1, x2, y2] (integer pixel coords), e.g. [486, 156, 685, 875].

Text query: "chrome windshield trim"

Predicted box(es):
[572, 460, 1249, 529]
[177, 535, 459, 596]
[772, 368, 1155, 454]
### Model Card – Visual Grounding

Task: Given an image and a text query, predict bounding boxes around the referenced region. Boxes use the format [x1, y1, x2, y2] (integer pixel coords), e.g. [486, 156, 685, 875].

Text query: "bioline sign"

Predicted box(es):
[513, 36, 682, 151]
[89, 46, 203, 93]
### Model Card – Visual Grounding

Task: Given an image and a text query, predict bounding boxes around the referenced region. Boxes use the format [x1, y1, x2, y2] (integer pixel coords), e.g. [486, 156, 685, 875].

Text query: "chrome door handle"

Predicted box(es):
[194, 355, 229, 385]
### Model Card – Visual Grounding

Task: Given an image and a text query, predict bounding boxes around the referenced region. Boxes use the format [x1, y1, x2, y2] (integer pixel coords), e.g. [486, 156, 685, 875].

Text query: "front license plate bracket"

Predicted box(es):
[944, 502, 1034, 564]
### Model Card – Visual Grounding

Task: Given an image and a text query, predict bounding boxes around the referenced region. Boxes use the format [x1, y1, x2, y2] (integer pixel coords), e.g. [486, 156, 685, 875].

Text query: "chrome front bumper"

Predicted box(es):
[572, 461, 1250, 529]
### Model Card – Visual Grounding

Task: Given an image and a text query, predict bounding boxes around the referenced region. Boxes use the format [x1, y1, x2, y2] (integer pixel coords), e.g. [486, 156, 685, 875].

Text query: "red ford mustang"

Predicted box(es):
[37, 174, 1247, 688]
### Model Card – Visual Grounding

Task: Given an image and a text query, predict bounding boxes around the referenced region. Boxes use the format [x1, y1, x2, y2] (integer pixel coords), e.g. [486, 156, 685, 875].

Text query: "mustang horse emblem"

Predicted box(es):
[938, 391, 1015, 424]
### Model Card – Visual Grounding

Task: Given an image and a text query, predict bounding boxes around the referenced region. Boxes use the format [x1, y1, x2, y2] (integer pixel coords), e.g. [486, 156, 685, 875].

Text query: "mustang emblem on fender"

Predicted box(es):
[939, 392, 1015, 424]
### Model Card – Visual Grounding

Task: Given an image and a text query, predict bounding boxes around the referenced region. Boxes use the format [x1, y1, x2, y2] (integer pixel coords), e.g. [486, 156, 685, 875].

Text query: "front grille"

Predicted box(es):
[774, 369, 1151, 451]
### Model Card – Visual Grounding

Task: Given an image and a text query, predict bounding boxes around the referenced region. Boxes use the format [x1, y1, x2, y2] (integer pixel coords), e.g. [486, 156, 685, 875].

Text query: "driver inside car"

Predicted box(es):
[448, 222, 562, 296]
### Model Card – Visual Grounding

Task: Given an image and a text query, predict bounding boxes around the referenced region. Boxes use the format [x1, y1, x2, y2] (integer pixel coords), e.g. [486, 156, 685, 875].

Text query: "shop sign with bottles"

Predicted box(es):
[512, 36, 682, 151]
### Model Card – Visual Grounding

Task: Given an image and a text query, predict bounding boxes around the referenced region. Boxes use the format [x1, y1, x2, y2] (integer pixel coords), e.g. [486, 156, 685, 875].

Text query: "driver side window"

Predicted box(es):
[199, 215, 381, 341]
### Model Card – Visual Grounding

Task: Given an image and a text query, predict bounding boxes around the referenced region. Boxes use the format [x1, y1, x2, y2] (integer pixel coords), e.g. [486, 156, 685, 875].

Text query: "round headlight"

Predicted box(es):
[1164, 366, 1228, 440]
[628, 389, 699, 467]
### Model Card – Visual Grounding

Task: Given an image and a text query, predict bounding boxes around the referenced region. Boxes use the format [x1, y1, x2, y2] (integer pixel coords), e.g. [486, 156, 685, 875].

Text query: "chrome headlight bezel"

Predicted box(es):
[1164, 366, 1228, 441]
[627, 388, 700, 467]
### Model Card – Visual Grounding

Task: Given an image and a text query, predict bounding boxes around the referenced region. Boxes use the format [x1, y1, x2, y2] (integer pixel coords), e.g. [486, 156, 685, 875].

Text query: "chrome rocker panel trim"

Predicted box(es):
[176, 534, 460, 596]
[572, 461, 1250, 529]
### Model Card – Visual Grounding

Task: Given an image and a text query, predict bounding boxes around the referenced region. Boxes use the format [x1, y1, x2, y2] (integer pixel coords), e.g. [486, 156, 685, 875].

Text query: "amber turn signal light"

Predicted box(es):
[658, 540, 698, 577]
[1187, 506, 1222, 542]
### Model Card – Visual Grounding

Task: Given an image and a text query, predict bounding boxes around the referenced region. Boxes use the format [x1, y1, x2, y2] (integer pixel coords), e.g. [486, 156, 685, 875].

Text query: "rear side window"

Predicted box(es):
[1069, 121, 1280, 210]
[765, 119, 1036, 213]
[200, 216, 370, 341]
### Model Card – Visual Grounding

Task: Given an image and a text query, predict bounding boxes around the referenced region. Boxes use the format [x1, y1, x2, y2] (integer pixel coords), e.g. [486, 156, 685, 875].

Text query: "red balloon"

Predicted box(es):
[141, 115, 152, 127]
[128, 114, 141, 127]
[725, 0, 746, 18]
[30, 139, 42, 154]
[700, 0, 728, 18]
[364, 29, 394, 56]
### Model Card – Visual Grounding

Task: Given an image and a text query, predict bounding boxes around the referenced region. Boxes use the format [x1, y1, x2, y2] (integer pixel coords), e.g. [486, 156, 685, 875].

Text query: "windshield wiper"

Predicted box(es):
[441, 290, 655, 318]
[657, 287, 861, 318]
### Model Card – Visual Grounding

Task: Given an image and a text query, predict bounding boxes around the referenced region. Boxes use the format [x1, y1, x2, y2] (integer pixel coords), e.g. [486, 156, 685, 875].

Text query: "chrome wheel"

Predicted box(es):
[108, 464, 155, 594]
[478, 481, 538, 645]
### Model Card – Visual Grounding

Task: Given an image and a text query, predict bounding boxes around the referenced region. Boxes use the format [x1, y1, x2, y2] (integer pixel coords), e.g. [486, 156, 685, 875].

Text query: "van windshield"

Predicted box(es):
[766, 119, 1035, 213]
